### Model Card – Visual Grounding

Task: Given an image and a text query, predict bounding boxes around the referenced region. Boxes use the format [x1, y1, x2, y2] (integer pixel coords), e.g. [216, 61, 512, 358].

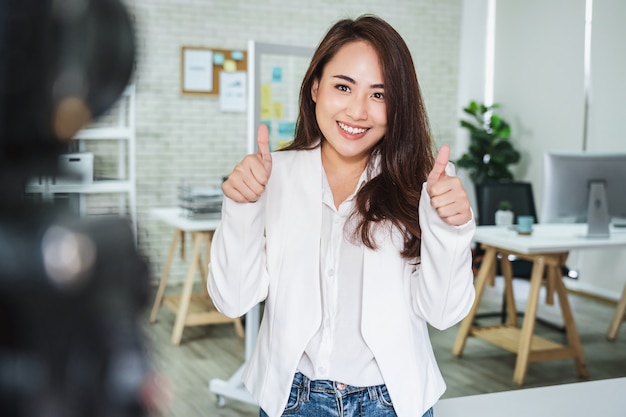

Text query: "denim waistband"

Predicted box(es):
[292, 372, 381, 401]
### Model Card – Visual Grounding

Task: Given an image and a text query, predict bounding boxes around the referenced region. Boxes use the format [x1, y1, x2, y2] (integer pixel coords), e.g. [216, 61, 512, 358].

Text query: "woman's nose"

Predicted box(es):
[345, 95, 368, 121]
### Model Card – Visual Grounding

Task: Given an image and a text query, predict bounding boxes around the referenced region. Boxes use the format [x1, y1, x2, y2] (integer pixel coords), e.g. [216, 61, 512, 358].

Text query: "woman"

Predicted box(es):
[208, 15, 475, 417]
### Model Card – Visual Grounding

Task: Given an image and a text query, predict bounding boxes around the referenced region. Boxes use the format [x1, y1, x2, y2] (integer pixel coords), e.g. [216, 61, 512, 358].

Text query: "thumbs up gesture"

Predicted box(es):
[222, 124, 273, 203]
[426, 144, 472, 226]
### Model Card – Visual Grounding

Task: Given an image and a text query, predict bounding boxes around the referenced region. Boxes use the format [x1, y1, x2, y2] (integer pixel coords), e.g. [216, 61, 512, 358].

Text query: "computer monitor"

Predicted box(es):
[540, 151, 626, 237]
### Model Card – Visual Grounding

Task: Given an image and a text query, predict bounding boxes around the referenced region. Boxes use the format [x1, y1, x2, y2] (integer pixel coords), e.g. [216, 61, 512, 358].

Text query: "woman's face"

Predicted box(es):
[312, 41, 387, 166]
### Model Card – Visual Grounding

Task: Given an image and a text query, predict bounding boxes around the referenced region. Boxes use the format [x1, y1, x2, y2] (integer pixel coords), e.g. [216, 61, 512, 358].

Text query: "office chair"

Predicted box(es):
[473, 181, 565, 331]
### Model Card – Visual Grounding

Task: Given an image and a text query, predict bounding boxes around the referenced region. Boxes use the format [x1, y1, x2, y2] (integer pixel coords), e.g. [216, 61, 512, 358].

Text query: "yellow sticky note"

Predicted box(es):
[260, 84, 272, 119]
[223, 59, 237, 72]
[272, 102, 284, 119]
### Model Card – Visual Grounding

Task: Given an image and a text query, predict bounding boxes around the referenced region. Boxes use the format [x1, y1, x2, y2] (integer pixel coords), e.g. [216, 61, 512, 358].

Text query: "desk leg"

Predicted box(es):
[453, 246, 497, 356]
[607, 284, 626, 341]
[500, 255, 519, 327]
[171, 232, 205, 345]
[553, 264, 588, 378]
[513, 256, 545, 385]
[150, 229, 182, 323]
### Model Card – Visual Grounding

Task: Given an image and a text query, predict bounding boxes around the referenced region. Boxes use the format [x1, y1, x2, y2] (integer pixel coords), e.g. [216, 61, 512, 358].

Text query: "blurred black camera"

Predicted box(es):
[1, 1, 154, 416]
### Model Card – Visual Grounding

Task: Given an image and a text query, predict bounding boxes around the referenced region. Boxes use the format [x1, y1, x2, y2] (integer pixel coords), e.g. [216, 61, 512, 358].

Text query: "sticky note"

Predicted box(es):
[272, 67, 283, 83]
[278, 122, 296, 139]
[224, 59, 237, 72]
[231, 50, 244, 61]
[213, 52, 225, 65]
[272, 102, 284, 119]
[261, 84, 272, 119]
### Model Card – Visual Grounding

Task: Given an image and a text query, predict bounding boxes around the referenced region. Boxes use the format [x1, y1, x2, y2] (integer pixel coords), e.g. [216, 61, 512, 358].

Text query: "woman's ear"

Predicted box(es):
[311, 79, 319, 103]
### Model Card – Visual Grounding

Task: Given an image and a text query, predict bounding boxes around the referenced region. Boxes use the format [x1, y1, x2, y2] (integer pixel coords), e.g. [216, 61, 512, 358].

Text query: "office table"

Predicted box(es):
[434, 377, 626, 417]
[453, 223, 626, 384]
[149, 208, 243, 345]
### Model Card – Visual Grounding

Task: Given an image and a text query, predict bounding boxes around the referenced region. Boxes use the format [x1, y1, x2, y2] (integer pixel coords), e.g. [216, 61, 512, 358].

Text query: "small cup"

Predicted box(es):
[517, 215, 534, 235]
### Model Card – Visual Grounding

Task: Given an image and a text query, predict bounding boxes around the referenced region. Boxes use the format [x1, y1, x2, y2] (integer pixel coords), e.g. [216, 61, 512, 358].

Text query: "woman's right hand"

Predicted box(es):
[222, 124, 273, 203]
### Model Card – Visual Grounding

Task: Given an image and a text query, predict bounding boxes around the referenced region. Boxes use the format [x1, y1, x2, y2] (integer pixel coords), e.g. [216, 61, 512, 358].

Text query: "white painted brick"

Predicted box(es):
[118, 0, 463, 283]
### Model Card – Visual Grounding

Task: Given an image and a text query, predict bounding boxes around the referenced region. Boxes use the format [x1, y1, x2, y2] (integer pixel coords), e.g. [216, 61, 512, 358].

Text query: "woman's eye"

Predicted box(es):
[336, 84, 350, 92]
[372, 92, 384, 100]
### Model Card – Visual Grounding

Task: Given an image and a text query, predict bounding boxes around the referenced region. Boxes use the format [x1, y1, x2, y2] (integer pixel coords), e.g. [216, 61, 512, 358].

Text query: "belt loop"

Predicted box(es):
[367, 385, 378, 401]
[301, 373, 311, 402]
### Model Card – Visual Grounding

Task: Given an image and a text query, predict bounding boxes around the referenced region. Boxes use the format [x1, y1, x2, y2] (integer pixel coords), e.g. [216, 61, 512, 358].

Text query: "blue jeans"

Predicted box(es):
[259, 372, 434, 417]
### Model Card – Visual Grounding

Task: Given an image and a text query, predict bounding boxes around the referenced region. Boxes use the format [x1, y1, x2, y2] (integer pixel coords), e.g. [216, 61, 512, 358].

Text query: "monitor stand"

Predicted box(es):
[586, 181, 610, 238]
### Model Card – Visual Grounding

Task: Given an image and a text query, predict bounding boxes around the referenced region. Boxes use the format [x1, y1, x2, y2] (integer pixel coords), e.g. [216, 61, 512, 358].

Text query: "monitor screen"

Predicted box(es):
[540, 152, 626, 228]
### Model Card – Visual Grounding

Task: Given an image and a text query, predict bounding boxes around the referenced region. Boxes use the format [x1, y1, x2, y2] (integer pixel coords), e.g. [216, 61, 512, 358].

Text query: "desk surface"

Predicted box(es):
[151, 208, 221, 232]
[435, 377, 626, 417]
[474, 223, 626, 254]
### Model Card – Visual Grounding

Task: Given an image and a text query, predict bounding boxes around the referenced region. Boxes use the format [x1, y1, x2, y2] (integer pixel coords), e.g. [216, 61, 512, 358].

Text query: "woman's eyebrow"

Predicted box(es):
[332, 74, 384, 89]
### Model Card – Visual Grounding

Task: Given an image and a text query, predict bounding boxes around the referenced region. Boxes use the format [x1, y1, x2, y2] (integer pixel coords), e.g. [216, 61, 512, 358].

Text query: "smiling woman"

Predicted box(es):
[210, 14, 476, 417]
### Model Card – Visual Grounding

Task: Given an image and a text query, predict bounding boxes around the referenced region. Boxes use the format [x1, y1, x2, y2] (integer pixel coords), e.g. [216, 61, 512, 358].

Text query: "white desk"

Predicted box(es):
[434, 377, 626, 417]
[473, 223, 626, 254]
[453, 224, 626, 384]
[149, 208, 243, 345]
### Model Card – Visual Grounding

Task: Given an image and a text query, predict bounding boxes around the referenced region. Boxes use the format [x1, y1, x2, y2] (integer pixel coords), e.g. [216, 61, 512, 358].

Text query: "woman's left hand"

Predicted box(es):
[426, 144, 472, 226]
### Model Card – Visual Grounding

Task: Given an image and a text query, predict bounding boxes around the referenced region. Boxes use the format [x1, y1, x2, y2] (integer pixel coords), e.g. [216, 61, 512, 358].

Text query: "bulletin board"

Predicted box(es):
[181, 46, 248, 95]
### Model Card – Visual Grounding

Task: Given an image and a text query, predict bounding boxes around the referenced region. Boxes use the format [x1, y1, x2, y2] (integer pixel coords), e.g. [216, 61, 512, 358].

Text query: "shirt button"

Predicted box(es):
[328, 269, 334, 277]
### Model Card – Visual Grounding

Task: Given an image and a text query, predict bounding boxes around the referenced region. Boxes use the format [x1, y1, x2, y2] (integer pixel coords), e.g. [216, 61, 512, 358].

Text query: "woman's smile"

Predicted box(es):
[337, 121, 369, 138]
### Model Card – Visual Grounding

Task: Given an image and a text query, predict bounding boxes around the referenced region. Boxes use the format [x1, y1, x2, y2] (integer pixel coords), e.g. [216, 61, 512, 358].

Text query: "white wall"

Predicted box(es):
[494, 0, 586, 191]
[120, 0, 464, 282]
[587, 0, 626, 152]
[455, 0, 490, 209]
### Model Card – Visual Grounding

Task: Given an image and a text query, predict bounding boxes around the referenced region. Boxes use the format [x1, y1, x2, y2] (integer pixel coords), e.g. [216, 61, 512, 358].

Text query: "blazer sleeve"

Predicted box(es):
[410, 178, 476, 330]
[207, 194, 270, 318]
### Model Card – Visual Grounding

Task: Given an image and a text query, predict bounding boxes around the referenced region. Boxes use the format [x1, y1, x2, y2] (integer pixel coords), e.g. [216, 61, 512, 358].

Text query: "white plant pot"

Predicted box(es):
[495, 209, 514, 226]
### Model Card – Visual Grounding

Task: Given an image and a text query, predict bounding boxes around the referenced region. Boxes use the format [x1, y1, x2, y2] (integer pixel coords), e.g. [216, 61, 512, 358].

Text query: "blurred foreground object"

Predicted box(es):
[0, 1, 160, 416]
[0, 0, 135, 197]
[0, 213, 154, 417]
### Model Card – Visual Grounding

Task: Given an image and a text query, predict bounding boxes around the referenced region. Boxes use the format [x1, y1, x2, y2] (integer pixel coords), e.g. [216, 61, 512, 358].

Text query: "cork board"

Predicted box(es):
[181, 46, 248, 95]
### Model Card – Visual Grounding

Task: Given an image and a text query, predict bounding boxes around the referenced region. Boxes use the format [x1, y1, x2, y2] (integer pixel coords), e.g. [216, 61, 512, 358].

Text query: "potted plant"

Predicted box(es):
[495, 199, 514, 226]
[456, 101, 521, 184]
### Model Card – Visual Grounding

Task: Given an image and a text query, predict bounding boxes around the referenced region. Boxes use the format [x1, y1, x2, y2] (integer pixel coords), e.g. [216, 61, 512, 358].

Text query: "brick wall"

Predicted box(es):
[119, 0, 463, 283]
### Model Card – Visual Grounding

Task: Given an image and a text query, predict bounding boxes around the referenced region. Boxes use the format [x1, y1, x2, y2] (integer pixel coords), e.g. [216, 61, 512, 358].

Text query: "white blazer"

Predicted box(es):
[208, 147, 476, 417]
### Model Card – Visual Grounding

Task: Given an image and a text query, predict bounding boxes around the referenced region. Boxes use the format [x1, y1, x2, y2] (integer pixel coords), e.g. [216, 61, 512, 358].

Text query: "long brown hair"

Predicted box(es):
[282, 15, 434, 259]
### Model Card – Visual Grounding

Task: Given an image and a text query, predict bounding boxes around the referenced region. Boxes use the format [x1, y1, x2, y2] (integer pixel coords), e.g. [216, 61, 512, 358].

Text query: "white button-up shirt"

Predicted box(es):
[297, 167, 384, 386]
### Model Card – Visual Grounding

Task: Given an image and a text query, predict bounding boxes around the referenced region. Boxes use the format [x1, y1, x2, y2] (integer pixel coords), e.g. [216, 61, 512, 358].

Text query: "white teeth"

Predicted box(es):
[338, 122, 367, 134]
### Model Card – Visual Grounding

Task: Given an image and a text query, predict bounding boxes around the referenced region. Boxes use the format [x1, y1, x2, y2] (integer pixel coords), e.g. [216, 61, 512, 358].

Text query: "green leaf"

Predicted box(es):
[457, 100, 520, 184]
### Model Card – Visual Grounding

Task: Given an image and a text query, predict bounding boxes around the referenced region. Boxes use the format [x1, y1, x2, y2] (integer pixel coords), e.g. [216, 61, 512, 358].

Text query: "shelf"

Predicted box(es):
[471, 324, 564, 354]
[26, 180, 133, 194]
[73, 127, 133, 140]
[24, 84, 136, 240]
[162, 294, 238, 327]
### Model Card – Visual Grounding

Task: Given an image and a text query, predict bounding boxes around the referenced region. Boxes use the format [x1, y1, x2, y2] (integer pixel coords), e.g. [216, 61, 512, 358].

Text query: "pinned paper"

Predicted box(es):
[219, 71, 246, 112]
[183, 49, 213, 92]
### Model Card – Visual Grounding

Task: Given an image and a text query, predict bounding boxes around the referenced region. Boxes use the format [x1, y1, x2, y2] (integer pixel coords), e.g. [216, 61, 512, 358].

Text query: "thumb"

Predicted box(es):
[256, 124, 272, 168]
[427, 144, 450, 188]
